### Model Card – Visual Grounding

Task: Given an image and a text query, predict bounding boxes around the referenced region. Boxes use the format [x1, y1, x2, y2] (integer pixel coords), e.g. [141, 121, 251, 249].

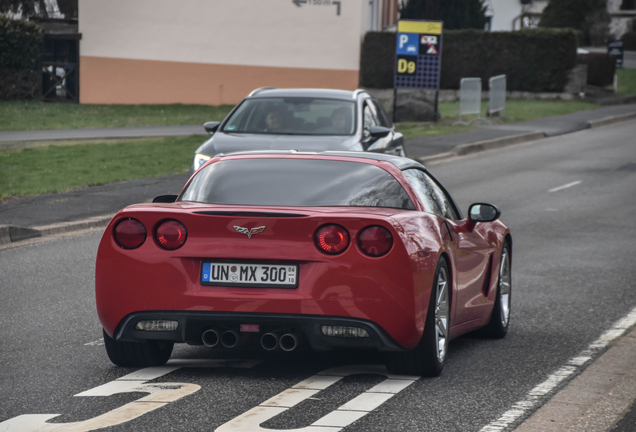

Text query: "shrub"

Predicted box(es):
[400, 0, 488, 30]
[0, 16, 43, 69]
[539, 0, 609, 46]
[359, 29, 578, 93]
[0, 16, 43, 101]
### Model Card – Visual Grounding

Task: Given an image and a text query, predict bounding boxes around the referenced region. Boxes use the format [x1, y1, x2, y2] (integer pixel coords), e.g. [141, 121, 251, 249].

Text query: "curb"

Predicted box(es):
[588, 111, 636, 129]
[416, 132, 546, 165]
[0, 215, 114, 246]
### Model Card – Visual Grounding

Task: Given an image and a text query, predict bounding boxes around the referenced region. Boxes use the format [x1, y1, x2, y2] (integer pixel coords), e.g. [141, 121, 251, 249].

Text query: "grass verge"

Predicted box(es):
[617, 69, 636, 96]
[0, 102, 234, 131]
[0, 136, 202, 200]
[399, 99, 600, 139]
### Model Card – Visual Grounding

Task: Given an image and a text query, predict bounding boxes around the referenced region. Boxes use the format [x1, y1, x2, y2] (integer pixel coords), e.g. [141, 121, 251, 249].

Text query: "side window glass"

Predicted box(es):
[403, 169, 457, 219]
[372, 100, 392, 128]
[363, 103, 377, 130]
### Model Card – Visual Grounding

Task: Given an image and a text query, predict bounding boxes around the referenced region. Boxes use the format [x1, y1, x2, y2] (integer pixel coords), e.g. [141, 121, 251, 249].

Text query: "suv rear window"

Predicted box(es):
[180, 158, 415, 209]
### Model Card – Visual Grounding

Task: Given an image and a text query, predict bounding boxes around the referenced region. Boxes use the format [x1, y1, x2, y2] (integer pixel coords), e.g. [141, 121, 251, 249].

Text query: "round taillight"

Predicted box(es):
[114, 218, 146, 249]
[358, 226, 393, 257]
[155, 220, 187, 250]
[315, 224, 349, 255]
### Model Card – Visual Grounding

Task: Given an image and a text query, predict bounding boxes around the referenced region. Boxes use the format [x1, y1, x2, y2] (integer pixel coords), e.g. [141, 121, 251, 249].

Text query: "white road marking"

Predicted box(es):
[479, 306, 636, 432]
[215, 364, 419, 432]
[83, 339, 104, 346]
[0, 359, 260, 432]
[548, 181, 582, 193]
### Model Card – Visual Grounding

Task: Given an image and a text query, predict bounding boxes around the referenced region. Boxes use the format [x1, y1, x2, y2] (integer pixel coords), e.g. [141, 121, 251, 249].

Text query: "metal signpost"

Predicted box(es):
[393, 20, 444, 122]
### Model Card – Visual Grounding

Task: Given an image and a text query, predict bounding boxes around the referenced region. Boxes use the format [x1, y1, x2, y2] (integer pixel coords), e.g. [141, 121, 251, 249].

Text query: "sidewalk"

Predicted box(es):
[1, 102, 636, 431]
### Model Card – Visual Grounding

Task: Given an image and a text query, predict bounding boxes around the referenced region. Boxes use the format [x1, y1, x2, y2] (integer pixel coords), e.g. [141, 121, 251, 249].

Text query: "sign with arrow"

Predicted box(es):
[293, 0, 341, 16]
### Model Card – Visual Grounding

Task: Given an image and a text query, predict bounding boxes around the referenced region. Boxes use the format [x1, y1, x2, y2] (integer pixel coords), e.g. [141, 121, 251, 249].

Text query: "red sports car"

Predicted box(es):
[96, 151, 512, 376]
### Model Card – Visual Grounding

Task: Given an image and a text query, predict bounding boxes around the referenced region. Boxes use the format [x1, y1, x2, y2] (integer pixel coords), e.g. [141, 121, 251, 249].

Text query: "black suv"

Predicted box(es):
[190, 87, 405, 174]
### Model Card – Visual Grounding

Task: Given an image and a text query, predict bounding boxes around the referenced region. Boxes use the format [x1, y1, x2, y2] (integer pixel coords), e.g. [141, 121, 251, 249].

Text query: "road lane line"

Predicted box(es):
[548, 181, 582, 193]
[479, 306, 636, 432]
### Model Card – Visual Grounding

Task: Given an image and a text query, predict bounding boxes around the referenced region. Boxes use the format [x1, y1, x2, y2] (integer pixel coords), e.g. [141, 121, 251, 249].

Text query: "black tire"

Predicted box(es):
[481, 244, 511, 339]
[385, 258, 449, 376]
[103, 329, 173, 367]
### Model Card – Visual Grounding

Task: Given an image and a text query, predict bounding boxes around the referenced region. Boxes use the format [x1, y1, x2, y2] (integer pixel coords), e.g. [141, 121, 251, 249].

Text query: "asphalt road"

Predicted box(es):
[1, 121, 635, 431]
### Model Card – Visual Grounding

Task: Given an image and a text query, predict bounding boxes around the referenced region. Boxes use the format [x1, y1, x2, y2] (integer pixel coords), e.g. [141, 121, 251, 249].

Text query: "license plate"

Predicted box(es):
[201, 262, 298, 288]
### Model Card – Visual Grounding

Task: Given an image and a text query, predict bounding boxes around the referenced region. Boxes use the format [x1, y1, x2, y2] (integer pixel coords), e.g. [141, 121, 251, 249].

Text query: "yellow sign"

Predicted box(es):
[397, 59, 416, 74]
[397, 20, 443, 35]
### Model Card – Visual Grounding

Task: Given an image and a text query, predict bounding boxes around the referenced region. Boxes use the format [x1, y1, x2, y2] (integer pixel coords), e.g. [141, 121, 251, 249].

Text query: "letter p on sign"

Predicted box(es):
[399, 34, 409, 49]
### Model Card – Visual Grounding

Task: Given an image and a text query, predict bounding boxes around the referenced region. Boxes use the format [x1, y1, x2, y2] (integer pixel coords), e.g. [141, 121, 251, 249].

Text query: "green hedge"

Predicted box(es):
[0, 66, 41, 100]
[0, 16, 43, 100]
[0, 16, 43, 69]
[360, 29, 578, 93]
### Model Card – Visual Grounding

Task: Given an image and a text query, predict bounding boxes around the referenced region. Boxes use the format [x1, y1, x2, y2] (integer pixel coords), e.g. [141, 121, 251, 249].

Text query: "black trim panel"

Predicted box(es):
[114, 311, 406, 352]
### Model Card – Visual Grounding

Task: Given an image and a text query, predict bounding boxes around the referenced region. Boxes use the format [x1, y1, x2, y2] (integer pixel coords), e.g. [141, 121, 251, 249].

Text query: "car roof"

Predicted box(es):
[247, 87, 369, 101]
[217, 150, 424, 170]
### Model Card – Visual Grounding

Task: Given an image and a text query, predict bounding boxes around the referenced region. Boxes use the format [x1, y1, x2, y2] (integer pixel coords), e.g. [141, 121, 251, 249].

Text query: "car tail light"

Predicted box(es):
[113, 218, 146, 249]
[358, 226, 393, 257]
[155, 220, 187, 250]
[315, 224, 349, 255]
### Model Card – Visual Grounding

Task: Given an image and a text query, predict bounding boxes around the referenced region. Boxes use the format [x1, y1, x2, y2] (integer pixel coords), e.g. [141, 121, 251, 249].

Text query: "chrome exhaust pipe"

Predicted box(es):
[202, 329, 220, 348]
[221, 329, 240, 348]
[260, 332, 280, 351]
[279, 332, 301, 352]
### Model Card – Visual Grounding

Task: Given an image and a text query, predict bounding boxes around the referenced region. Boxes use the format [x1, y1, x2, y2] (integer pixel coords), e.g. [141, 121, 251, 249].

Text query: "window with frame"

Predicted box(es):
[403, 169, 459, 220]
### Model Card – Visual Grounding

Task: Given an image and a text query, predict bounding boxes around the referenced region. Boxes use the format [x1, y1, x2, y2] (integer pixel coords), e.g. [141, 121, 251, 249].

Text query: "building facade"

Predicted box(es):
[79, 0, 399, 105]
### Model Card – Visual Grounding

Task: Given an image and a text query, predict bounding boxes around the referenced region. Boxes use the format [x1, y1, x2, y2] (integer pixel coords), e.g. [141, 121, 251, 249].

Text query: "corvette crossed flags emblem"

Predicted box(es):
[234, 226, 266, 239]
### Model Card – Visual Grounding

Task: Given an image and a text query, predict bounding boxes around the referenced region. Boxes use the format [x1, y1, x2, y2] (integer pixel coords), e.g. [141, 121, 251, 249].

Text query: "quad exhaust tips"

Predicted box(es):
[204, 329, 303, 351]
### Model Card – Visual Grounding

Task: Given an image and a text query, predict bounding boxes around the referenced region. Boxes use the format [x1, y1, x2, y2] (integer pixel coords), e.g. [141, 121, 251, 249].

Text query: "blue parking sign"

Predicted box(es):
[396, 33, 419, 56]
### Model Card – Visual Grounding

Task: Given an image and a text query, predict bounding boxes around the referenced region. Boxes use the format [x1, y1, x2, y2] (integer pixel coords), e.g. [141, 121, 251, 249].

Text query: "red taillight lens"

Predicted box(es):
[155, 220, 187, 250]
[358, 226, 393, 257]
[315, 224, 349, 255]
[114, 218, 146, 249]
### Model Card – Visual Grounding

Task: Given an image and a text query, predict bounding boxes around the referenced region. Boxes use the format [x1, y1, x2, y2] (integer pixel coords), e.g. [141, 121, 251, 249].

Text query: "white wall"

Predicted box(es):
[79, 0, 367, 71]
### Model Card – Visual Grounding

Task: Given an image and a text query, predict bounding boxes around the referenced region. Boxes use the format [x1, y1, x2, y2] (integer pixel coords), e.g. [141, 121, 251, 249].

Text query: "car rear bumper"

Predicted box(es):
[114, 311, 406, 352]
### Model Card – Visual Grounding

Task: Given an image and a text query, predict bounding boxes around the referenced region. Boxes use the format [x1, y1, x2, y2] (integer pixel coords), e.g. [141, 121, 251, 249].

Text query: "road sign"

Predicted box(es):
[608, 40, 624, 68]
[394, 20, 443, 90]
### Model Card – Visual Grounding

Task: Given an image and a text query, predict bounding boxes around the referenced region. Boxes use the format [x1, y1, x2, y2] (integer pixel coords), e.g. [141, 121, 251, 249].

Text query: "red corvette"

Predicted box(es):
[96, 151, 512, 376]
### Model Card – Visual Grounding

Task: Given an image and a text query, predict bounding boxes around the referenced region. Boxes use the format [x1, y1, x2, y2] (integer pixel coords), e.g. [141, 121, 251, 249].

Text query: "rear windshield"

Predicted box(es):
[179, 159, 415, 210]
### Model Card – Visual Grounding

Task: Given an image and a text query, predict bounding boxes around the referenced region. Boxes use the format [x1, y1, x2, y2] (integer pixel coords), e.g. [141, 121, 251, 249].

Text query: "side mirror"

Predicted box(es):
[203, 121, 221, 135]
[152, 195, 178, 203]
[369, 125, 391, 139]
[468, 203, 501, 223]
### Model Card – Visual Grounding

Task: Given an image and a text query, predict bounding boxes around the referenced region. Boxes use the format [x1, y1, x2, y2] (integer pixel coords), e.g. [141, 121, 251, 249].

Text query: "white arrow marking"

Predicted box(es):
[0, 359, 260, 432]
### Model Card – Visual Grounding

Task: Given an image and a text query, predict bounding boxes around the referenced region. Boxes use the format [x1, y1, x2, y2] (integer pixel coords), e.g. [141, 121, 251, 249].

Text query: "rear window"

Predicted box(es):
[179, 158, 415, 210]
